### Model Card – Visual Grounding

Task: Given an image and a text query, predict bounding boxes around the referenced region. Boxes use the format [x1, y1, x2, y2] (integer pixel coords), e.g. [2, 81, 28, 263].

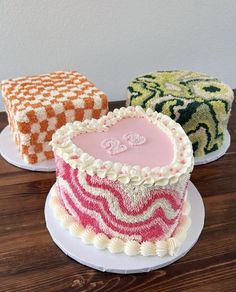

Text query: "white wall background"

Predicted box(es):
[0, 0, 236, 111]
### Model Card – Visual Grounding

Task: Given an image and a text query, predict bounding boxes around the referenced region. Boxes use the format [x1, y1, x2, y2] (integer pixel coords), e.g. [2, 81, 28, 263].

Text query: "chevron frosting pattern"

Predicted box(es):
[127, 70, 234, 157]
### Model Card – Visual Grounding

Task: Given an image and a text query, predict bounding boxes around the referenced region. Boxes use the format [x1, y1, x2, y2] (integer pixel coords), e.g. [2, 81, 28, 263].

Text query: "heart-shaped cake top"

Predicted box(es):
[71, 117, 174, 168]
[51, 106, 193, 186]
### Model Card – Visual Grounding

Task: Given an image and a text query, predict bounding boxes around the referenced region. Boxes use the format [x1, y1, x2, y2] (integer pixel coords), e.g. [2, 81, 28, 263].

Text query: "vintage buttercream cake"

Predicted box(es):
[50, 106, 194, 257]
[127, 71, 234, 157]
[1, 71, 108, 164]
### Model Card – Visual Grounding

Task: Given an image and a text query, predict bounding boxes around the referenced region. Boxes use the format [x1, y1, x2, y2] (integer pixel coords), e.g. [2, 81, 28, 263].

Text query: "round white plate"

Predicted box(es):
[45, 181, 205, 274]
[194, 130, 230, 165]
[0, 125, 56, 172]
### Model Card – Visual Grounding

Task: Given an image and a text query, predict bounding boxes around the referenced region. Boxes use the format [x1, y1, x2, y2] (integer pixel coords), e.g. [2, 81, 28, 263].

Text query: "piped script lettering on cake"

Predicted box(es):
[50, 106, 194, 257]
[122, 132, 146, 146]
[100, 132, 146, 155]
[101, 138, 127, 155]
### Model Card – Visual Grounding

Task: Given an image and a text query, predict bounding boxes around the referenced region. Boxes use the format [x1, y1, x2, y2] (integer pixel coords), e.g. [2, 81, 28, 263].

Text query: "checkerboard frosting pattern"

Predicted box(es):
[1, 71, 108, 164]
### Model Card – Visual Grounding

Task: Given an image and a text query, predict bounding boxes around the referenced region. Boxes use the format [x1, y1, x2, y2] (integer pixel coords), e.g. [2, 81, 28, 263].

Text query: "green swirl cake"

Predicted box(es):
[127, 71, 234, 157]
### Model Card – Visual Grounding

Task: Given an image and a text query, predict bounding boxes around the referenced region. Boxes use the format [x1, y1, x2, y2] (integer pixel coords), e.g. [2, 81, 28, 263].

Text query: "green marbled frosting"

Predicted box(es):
[127, 70, 234, 157]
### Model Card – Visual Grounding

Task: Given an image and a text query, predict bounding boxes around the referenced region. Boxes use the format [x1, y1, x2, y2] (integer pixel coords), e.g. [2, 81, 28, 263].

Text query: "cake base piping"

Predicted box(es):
[49, 184, 191, 257]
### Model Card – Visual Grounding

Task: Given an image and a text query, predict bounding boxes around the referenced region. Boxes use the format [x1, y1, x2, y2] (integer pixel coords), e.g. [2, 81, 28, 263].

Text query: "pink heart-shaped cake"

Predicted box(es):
[50, 106, 194, 257]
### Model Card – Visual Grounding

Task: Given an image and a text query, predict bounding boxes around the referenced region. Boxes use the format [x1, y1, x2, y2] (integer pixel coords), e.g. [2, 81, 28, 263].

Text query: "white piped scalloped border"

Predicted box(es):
[49, 184, 191, 257]
[51, 106, 194, 187]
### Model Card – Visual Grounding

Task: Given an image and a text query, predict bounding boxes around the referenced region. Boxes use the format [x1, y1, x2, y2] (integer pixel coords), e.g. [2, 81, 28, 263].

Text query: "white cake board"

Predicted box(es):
[194, 130, 230, 165]
[0, 125, 56, 172]
[45, 181, 205, 274]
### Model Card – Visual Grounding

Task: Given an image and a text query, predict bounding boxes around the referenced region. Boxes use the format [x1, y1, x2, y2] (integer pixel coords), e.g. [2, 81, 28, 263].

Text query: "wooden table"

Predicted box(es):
[1, 100, 235, 292]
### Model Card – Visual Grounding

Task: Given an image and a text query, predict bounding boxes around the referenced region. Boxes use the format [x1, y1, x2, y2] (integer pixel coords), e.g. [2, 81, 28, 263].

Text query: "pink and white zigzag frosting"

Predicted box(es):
[56, 157, 188, 242]
[50, 182, 191, 257]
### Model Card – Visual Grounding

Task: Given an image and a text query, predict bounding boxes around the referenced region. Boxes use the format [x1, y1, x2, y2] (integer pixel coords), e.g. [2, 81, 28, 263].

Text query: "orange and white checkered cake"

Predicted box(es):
[1, 71, 108, 164]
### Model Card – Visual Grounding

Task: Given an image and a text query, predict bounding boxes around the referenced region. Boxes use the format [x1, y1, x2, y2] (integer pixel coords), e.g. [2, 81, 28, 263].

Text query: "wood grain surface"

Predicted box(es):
[0, 98, 235, 292]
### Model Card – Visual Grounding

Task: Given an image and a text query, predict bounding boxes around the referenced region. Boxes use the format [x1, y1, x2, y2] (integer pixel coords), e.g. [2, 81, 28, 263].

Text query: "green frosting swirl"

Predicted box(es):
[127, 70, 233, 157]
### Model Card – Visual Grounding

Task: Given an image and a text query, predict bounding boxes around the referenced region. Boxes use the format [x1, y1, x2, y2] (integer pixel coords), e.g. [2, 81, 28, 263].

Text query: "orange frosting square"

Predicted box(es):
[1, 71, 108, 164]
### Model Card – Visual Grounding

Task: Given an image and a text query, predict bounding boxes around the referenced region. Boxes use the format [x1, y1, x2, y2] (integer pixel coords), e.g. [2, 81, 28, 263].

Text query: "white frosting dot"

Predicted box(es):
[182, 201, 191, 216]
[107, 171, 118, 181]
[167, 238, 178, 256]
[156, 240, 168, 257]
[50, 196, 60, 206]
[118, 175, 130, 184]
[124, 240, 140, 256]
[108, 238, 124, 253]
[50, 185, 59, 197]
[180, 215, 192, 231]
[69, 222, 84, 238]
[174, 226, 187, 243]
[53, 205, 67, 218]
[140, 241, 156, 256]
[60, 214, 74, 229]
[81, 229, 96, 245]
[93, 233, 109, 250]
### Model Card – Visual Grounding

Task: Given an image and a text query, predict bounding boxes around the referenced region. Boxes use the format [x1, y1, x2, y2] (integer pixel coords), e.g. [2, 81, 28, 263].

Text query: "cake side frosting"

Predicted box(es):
[50, 183, 191, 257]
[56, 156, 189, 242]
[127, 70, 234, 157]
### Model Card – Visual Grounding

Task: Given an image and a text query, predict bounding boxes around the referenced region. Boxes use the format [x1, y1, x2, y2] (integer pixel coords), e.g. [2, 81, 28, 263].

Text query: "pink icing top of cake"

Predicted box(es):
[72, 117, 174, 168]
